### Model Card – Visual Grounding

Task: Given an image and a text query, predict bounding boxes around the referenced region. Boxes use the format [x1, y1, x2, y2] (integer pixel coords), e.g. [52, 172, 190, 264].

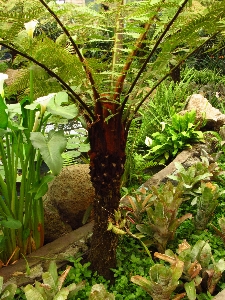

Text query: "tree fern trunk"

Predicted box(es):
[88, 106, 126, 280]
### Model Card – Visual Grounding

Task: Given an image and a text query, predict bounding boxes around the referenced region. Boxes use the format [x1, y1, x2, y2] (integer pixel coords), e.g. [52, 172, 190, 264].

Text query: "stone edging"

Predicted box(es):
[0, 221, 93, 287]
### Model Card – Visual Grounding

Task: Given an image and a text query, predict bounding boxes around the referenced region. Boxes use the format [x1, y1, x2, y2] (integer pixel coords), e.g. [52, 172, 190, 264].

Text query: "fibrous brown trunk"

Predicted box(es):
[87, 100, 126, 280]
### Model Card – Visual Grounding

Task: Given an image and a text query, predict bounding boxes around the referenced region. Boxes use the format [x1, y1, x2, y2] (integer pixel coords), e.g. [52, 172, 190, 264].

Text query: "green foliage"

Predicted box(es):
[30, 130, 66, 176]
[136, 77, 195, 143]
[175, 240, 225, 295]
[131, 255, 183, 300]
[132, 239, 225, 299]
[0, 276, 17, 300]
[144, 110, 204, 165]
[168, 155, 225, 231]
[117, 182, 192, 253]
[0, 89, 78, 264]
[194, 182, 222, 231]
[137, 182, 192, 252]
[168, 154, 223, 198]
[23, 261, 85, 300]
[123, 79, 194, 186]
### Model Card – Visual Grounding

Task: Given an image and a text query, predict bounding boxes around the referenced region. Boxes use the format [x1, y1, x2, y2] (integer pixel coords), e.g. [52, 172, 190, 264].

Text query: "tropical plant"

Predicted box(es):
[144, 110, 204, 165]
[1, 0, 225, 279]
[0, 74, 78, 264]
[23, 261, 85, 300]
[132, 239, 225, 299]
[111, 182, 192, 253]
[89, 284, 115, 300]
[131, 255, 184, 300]
[168, 154, 222, 192]
[0, 276, 17, 300]
[174, 239, 225, 295]
[123, 77, 193, 185]
[134, 182, 192, 252]
[194, 182, 222, 231]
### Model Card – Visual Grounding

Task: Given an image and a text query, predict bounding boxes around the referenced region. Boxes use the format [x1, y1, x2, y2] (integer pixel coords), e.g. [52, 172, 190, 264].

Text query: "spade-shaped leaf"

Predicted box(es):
[30, 130, 67, 175]
[47, 92, 79, 119]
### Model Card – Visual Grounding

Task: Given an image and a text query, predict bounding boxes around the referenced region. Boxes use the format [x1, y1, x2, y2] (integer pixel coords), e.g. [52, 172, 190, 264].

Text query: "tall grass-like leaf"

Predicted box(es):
[0, 97, 8, 129]
[30, 130, 67, 175]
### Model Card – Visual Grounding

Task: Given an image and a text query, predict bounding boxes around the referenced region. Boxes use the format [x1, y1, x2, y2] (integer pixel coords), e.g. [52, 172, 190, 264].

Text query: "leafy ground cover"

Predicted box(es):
[12, 148, 225, 299]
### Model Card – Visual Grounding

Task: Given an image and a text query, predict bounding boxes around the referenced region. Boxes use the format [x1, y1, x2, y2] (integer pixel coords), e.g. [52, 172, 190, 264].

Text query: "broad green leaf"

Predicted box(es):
[24, 284, 45, 300]
[7, 103, 22, 115]
[78, 143, 90, 152]
[46, 92, 78, 119]
[54, 288, 69, 300]
[29, 174, 55, 199]
[42, 271, 56, 290]
[184, 280, 196, 300]
[30, 130, 67, 175]
[54, 91, 68, 105]
[48, 261, 58, 287]
[0, 282, 17, 299]
[1, 217, 22, 229]
[47, 104, 79, 120]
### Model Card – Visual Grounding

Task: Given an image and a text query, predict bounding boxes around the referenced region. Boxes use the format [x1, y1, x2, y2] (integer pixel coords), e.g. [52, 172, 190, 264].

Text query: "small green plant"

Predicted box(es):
[120, 187, 153, 224]
[23, 261, 85, 300]
[132, 239, 225, 299]
[115, 182, 192, 253]
[194, 182, 222, 231]
[89, 284, 115, 300]
[131, 255, 184, 300]
[144, 110, 204, 165]
[174, 239, 225, 295]
[168, 154, 222, 200]
[141, 182, 192, 252]
[0, 276, 17, 300]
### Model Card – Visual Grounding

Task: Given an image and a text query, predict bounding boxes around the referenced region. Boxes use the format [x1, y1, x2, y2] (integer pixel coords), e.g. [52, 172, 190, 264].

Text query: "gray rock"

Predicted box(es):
[142, 142, 216, 191]
[183, 93, 225, 131]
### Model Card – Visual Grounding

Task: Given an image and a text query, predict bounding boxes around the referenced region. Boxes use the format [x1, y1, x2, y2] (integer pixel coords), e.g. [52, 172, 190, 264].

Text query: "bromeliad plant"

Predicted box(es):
[168, 156, 225, 231]
[135, 182, 192, 253]
[111, 182, 192, 253]
[131, 253, 184, 300]
[144, 110, 204, 165]
[131, 240, 225, 299]
[23, 261, 85, 300]
[0, 75, 78, 265]
[194, 182, 222, 231]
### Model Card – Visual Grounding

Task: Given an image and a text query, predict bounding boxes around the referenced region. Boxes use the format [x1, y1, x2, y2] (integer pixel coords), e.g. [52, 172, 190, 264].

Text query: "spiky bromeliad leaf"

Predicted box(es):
[30, 130, 67, 175]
